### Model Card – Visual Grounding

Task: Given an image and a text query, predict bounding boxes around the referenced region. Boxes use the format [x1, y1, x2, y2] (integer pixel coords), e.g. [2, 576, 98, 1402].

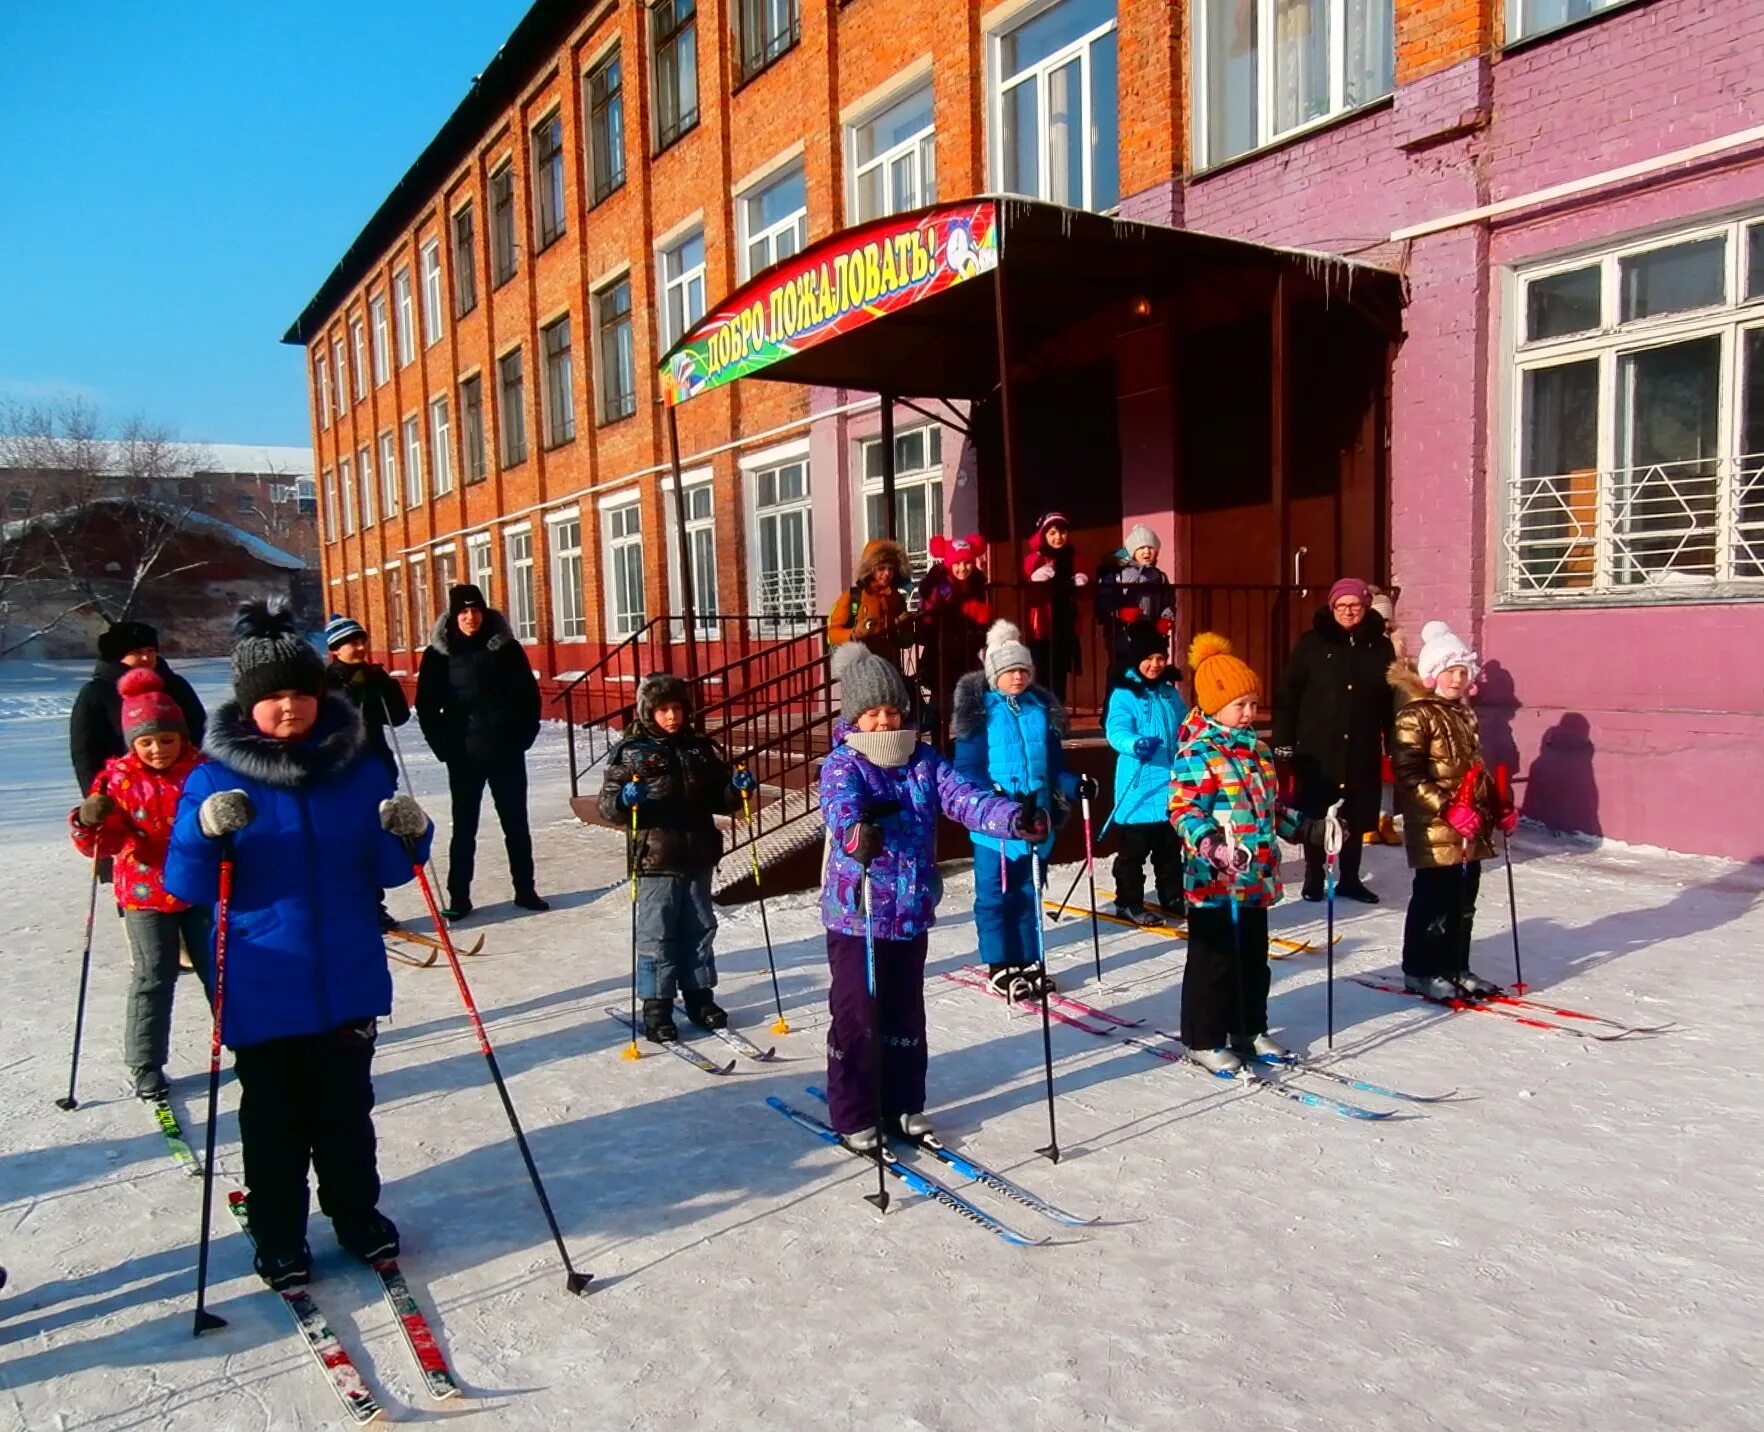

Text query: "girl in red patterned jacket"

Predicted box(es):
[69, 667, 209, 1101]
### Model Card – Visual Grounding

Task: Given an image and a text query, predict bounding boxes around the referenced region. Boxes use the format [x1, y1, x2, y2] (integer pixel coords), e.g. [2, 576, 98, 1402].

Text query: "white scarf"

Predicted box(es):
[842, 728, 919, 768]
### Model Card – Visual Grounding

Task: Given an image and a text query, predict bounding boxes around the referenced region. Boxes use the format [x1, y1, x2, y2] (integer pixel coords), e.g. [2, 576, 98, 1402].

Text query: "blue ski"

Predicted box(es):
[1141, 1030, 1395, 1121]
[766, 1097, 1047, 1247]
[806, 1087, 1096, 1227]
[1255, 1055, 1456, 1104]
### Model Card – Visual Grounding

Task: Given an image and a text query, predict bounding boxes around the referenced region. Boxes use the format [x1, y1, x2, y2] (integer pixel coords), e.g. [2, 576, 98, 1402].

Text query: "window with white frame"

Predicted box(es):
[409, 557, 432, 641]
[322, 467, 338, 540]
[994, 0, 1119, 212]
[659, 229, 706, 349]
[505, 527, 537, 640]
[740, 162, 806, 279]
[370, 294, 390, 385]
[467, 533, 494, 606]
[548, 514, 587, 639]
[734, 0, 798, 84]
[332, 336, 348, 412]
[421, 239, 444, 346]
[379, 430, 399, 516]
[1507, 0, 1628, 45]
[430, 395, 454, 496]
[394, 268, 416, 366]
[860, 423, 944, 570]
[350, 318, 367, 400]
[340, 458, 356, 535]
[750, 455, 815, 616]
[1193, 0, 1393, 170]
[849, 82, 935, 224]
[533, 112, 566, 249]
[603, 499, 647, 637]
[666, 476, 719, 639]
[1504, 214, 1764, 600]
[435, 547, 459, 601]
[357, 443, 376, 527]
[315, 356, 331, 430]
[403, 414, 425, 506]
[542, 317, 576, 446]
[386, 568, 407, 651]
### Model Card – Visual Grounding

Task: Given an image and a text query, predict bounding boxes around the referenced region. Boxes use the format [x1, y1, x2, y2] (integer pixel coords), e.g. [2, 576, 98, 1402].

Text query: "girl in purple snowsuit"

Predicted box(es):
[820, 641, 1043, 1150]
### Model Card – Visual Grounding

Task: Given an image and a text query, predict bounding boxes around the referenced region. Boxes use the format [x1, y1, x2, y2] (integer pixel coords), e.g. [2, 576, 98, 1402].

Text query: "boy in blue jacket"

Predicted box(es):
[1103, 624, 1185, 924]
[951, 621, 1093, 999]
[167, 601, 433, 1290]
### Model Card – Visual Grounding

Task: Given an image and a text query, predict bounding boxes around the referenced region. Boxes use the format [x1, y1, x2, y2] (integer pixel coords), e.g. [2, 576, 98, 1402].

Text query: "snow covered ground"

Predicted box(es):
[2, 658, 1761, 1430]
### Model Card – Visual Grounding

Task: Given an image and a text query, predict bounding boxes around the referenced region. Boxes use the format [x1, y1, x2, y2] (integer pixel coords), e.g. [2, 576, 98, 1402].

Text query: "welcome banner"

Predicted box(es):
[660, 201, 999, 406]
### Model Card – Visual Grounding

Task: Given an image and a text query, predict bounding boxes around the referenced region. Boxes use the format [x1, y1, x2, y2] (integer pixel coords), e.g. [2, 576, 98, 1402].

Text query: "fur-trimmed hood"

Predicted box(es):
[949, 669, 1069, 742]
[203, 691, 367, 789]
[427, 607, 517, 656]
[1387, 658, 1431, 706]
[854, 538, 910, 589]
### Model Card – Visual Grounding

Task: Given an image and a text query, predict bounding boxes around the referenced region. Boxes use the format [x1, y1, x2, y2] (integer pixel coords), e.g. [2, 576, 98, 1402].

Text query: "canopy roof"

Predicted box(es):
[659, 197, 1402, 406]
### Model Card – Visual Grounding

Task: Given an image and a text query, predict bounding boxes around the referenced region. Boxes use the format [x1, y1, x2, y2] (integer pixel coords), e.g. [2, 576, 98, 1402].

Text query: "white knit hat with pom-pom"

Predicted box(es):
[983, 619, 1034, 687]
[1416, 620, 1479, 686]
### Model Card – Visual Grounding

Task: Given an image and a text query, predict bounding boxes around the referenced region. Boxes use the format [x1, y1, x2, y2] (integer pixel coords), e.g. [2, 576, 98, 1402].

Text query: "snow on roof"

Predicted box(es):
[1, 496, 306, 571]
[1, 440, 312, 479]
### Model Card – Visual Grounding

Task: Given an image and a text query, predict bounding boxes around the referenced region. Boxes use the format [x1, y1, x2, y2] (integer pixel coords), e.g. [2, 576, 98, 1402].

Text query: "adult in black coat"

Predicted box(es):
[415, 584, 547, 917]
[70, 620, 207, 795]
[1272, 579, 1396, 903]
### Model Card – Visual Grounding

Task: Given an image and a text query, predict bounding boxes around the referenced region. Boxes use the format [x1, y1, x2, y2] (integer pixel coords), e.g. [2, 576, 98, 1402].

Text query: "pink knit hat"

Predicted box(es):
[1328, 577, 1371, 608]
[118, 667, 187, 744]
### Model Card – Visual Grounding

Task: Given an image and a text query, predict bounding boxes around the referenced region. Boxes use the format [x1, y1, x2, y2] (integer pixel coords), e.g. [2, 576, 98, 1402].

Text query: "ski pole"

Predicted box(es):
[1323, 799, 1344, 1051]
[1029, 849, 1061, 1164]
[860, 870, 889, 1214]
[622, 806, 641, 1061]
[1497, 765, 1525, 993]
[1053, 765, 1143, 919]
[406, 841, 590, 1294]
[737, 765, 788, 1035]
[1221, 820, 1253, 1081]
[1079, 794, 1104, 985]
[53, 853, 102, 1112]
[192, 834, 236, 1336]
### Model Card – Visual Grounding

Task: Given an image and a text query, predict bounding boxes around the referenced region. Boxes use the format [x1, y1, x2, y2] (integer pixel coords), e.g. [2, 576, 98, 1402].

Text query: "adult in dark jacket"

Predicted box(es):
[70, 620, 207, 796]
[324, 613, 410, 781]
[415, 584, 547, 918]
[1272, 578, 1396, 903]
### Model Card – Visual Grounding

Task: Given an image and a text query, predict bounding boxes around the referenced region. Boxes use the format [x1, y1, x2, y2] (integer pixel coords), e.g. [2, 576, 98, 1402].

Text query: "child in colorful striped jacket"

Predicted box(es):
[1169, 634, 1323, 1075]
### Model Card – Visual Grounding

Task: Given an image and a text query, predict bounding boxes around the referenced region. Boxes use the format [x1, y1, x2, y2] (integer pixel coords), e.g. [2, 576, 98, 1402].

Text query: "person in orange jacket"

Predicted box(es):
[827, 538, 912, 667]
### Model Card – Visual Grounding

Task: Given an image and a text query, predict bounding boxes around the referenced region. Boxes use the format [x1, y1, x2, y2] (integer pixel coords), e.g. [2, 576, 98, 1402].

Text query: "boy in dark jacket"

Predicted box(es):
[166, 600, 433, 1289]
[598, 672, 756, 1042]
[416, 584, 546, 917]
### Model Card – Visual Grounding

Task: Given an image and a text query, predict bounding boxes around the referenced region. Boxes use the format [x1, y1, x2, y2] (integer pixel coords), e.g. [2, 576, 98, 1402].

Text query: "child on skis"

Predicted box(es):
[166, 600, 433, 1289]
[1022, 512, 1089, 702]
[1096, 523, 1175, 664]
[1388, 621, 1515, 1000]
[597, 672, 757, 1042]
[951, 621, 1093, 997]
[820, 640, 1044, 1150]
[69, 667, 210, 1101]
[1103, 623, 1184, 925]
[1169, 634, 1322, 1075]
[827, 537, 913, 669]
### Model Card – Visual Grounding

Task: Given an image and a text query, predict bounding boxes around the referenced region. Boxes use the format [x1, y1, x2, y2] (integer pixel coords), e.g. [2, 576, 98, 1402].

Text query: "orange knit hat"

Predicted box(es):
[1188, 632, 1261, 716]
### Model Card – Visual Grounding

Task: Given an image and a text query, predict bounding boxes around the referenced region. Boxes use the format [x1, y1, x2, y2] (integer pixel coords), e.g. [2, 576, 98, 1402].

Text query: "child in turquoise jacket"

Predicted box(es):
[1103, 624, 1185, 924]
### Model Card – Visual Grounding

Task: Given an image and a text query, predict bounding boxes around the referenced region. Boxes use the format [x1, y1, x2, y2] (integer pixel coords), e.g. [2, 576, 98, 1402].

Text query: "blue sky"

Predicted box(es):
[0, 1, 534, 449]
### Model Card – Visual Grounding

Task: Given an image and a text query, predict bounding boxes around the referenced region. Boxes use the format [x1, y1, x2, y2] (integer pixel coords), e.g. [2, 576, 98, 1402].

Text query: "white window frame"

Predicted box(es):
[394, 267, 416, 367]
[420, 239, 444, 347]
[1190, 0, 1394, 172]
[315, 356, 331, 429]
[357, 443, 376, 528]
[600, 494, 647, 639]
[403, 414, 425, 507]
[1506, 0, 1632, 46]
[743, 441, 816, 624]
[504, 523, 538, 642]
[658, 227, 706, 349]
[370, 294, 390, 385]
[322, 467, 338, 540]
[547, 508, 587, 640]
[1502, 212, 1764, 604]
[663, 468, 719, 640]
[378, 430, 399, 516]
[430, 395, 454, 496]
[847, 79, 936, 224]
[858, 422, 945, 570]
[331, 336, 348, 412]
[466, 531, 494, 606]
[408, 554, 432, 642]
[989, 0, 1120, 211]
[349, 318, 367, 401]
[340, 457, 356, 535]
[737, 161, 807, 281]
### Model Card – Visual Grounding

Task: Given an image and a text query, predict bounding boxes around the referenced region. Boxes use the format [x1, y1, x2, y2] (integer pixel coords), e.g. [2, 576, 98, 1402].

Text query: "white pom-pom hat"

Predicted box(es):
[1416, 620, 1479, 688]
[982, 619, 1034, 686]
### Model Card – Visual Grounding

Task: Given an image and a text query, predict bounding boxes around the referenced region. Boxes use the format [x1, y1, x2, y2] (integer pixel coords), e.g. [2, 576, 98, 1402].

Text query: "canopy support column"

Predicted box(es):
[666, 404, 699, 683]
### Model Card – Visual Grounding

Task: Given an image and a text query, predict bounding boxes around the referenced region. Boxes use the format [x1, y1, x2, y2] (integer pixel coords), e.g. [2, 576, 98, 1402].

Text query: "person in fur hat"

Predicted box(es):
[597, 672, 757, 1042]
[1095, 522, 1175, 664]
[1021, 512, 1089, 702]
[1103, 623, 1184, 924]
[1388, 621, 1515, 1001]
[69, 666, 209, 1100]
[415, 583, 547, 918]
[820, 640, 1045, 1149]
[70, 618, 206, 798]
[914, 532, 991, 706]
[165, 599, 434, 1289]
[827, 537, 913, 669]
[951, 621, 1091, 996]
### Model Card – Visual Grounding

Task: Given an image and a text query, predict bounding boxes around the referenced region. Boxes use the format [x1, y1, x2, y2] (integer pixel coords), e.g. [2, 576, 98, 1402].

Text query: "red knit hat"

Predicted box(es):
[118, 667, 187, 745]
[929, 533, 986, 563]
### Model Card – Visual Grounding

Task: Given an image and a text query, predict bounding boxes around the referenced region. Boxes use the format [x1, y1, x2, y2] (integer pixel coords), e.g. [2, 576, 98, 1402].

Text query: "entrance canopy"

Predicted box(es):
[659, 197, 1403, 405]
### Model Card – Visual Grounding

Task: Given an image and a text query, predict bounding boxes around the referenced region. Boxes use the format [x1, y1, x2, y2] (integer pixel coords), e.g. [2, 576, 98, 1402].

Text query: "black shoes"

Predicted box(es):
[642, 998, 678, 1043]
[335, 1211, 400, 1264]
[513, 889, 551, 912]
[254, 1241, 313, 1290]
[683, 991, 727, 1030]
[441, 895, 472, 920]
[1336, 882, 1380, 904]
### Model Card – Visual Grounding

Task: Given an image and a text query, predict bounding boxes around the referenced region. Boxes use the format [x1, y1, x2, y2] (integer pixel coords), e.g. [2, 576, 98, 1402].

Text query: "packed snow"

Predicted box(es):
[1, 658, 1760, 1430]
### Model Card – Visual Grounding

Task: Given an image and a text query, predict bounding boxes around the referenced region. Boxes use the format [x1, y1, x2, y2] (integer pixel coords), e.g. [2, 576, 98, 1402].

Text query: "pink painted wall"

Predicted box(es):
[1121, 0, 1764, 857]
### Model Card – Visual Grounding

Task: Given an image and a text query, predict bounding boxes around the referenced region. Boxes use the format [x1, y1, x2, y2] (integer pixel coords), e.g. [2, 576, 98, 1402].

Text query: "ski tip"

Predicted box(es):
[227, 1189, 246, 1207]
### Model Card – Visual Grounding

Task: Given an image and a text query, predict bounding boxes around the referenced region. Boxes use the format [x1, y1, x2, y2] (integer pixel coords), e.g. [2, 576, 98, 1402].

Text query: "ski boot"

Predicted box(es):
[1404, 972, 1460, 1001]
[1111, 903, 1161, 927]
[1337, 881, 1380, 904]
[130, 1066, 169, 1101]
[898, 1111, 935, 1140]
[1189, 1046, 1243, 1077]
[1452, 969, 1502, 999]
[842, 1126, 881, 1154]
[642, 998, 678, 1043]
[1300, 873, 1325, 903]
[1234, 1032, 1290, 1063]
[254, 1241, 313, 1291]
[988, 963, 1032, 998]
[682, 990, 728, 1030]
[335, 1211, 400, 1263]
[441, 893, 473, 921]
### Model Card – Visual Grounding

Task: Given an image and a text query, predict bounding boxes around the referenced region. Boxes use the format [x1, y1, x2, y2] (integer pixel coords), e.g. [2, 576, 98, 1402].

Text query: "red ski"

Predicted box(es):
[1351, 978, 1657, 1041]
